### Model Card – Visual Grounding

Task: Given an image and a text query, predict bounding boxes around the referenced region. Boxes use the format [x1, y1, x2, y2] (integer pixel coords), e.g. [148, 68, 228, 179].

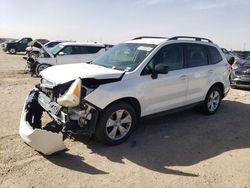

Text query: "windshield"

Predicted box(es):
[50, 44, 64, 55]
[92, 43, 156, 71]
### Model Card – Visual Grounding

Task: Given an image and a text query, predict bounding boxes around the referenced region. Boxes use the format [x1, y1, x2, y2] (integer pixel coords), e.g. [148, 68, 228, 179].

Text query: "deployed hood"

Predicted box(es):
[40, 63, 124, 87]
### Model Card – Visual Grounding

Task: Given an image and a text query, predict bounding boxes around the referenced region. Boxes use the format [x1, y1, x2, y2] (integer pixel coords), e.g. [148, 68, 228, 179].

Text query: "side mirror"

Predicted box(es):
[227, 57, 235, 65]
[58, 52, 65, 56]
[152, 64, 169, 79]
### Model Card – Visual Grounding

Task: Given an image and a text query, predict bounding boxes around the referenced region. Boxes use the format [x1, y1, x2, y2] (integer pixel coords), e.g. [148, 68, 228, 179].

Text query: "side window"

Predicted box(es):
[207, 46, 223, 64]
[186, 44, 208, 68]
[71, 46, 82, 54]
[22, 38, 28, 44]
[142, 44, 183, 75]
[61, 46, 73, 55]
[86, 46, 103, 54]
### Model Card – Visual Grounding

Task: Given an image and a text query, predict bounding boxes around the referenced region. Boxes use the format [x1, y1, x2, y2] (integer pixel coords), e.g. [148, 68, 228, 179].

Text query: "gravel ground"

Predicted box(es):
[0, 50, 250, 188]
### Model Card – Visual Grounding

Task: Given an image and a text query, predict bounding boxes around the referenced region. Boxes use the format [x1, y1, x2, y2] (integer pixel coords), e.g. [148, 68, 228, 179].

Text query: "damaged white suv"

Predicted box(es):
[20, 36, 231, 154]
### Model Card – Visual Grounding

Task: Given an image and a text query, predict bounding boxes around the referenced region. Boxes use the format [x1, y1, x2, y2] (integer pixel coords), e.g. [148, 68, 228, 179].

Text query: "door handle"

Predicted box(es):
[208, 70, 214, 73]
[179, 75, 187, 80]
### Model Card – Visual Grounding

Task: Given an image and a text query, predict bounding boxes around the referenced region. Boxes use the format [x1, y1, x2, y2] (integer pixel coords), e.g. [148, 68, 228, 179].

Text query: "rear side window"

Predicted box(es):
[186, 44, 208, 68]
[85, 46, 104, 54]
[207, 46, 223, 64]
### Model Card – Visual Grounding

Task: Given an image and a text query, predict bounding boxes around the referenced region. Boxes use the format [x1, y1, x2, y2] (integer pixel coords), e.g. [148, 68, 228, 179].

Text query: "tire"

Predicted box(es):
[8, 48, 16, 54]
[202, 86, 222, 115]
[95, 101, 137, 145]
[35, 63, 50, 76]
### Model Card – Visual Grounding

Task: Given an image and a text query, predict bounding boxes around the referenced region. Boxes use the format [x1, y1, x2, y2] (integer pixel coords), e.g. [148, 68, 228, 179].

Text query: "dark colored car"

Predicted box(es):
[230, 55, 250, 88]
[2, 37, 32, 54]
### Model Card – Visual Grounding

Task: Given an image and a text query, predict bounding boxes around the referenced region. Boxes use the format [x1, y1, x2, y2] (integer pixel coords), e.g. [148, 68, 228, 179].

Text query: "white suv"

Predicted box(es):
[20, 36, 231, 154]
[32, 42, 106, 75]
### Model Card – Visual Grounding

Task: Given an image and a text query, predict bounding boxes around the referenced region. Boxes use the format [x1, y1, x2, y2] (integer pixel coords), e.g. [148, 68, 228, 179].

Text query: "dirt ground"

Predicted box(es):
[0, 50, 249, 188]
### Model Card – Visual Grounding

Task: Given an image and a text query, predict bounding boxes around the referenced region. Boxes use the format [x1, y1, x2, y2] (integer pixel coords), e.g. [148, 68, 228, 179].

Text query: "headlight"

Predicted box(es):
[40, 78, 56, 89]
[57, 78, 81, 107]
[232, 63, 239, 70]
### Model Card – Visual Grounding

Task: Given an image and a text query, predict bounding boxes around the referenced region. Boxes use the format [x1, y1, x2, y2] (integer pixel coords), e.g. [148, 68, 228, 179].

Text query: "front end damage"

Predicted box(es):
[19, 82, 99, 155]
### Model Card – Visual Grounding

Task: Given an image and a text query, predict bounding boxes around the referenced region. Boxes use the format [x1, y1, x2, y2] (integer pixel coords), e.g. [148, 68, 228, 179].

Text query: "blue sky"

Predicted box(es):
[0, 0, 250, 50]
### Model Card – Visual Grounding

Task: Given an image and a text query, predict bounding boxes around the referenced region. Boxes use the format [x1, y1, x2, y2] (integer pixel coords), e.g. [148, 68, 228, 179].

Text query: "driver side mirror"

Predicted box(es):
[58, 52, 65, 56]
[151, 64, 169, 79]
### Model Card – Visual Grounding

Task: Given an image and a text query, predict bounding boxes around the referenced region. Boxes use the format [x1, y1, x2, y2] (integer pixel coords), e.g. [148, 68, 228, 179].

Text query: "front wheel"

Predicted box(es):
[202, 86, 222, 115]
[8, 48, 16, 54]
[95, 101, 137, 145]
[35, 63, 50, 76]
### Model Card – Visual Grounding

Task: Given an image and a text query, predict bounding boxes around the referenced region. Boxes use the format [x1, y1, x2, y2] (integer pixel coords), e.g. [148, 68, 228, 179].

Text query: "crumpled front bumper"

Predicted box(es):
[19, 90, 66, 155]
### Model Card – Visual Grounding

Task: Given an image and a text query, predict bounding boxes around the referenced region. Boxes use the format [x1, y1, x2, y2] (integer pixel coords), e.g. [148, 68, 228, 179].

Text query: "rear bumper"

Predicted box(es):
[19, 89, 66, 155]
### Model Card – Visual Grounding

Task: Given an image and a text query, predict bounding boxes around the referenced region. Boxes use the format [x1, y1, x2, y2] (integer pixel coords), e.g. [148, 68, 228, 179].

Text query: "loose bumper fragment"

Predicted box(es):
[19, 90, 66, 155]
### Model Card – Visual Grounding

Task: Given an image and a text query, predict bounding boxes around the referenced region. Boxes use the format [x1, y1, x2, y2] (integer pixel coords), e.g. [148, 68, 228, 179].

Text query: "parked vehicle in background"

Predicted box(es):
[28, 39, 49, 46]
[19, 36, 231, 154]
[26, 40, 68, 60]
[28, 42, 106, 76]
[221, 48, 240, 65]
[231, 55, 250, 88]
[2, 37, 32, 54]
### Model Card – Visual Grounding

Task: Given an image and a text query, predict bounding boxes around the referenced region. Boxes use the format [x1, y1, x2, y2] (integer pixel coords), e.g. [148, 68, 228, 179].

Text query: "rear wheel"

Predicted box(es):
[95, 101, 137, 145]
[9, 48, 16, 54]
[35, 63, 50, 76]
[202, 86, 222, 115]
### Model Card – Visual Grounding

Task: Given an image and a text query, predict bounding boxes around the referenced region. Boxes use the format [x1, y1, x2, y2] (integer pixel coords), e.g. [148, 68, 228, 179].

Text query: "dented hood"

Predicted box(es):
[40, 63, 124, 86]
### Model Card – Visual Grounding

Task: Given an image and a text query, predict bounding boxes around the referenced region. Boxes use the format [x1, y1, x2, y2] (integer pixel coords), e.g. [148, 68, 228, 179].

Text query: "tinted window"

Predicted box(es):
[186, 44, 208, 68]
[207, 46, 222, 64]
[142, 44, 183, 75]
[61, 46, 73, 55]
[86, 46, 103, 53]
[46, 42, 60, 48]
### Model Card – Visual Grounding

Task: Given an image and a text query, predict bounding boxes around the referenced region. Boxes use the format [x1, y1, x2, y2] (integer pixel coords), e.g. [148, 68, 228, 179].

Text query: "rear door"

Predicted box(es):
[184, 43, 211, 104]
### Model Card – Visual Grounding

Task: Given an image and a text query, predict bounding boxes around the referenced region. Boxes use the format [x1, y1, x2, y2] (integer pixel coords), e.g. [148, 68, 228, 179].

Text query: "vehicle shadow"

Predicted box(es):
[46, 99, 250, 176]
[45, 152, 108, 175]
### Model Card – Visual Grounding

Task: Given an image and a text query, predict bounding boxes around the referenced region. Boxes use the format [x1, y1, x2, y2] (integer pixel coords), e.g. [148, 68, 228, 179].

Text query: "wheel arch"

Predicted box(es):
[207, 82, 225, 98]
[103, 97, 141, 118]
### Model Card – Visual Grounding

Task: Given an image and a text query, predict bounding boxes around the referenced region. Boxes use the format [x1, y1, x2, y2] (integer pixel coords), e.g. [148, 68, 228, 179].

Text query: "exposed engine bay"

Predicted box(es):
[19, 76, 122, 155]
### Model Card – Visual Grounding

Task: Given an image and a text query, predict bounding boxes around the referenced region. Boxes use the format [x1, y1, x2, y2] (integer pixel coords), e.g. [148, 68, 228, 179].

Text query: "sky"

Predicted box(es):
[0, 0, 250, 50]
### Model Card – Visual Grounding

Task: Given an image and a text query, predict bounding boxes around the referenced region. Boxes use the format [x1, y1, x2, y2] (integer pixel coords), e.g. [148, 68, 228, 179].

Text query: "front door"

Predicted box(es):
[140, 44, 188, 116]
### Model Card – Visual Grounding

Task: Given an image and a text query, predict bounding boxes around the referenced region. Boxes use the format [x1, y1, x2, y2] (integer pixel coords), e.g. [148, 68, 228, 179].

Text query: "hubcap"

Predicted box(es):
[105, 109, 132, 140]
[10, 48, 15, 53]
[207, 90, 220, 112]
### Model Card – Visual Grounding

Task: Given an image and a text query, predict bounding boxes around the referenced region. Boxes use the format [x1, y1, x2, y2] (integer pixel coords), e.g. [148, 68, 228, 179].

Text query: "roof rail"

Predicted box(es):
[133, 36, 168, 40]
[168, 36, 213, 43]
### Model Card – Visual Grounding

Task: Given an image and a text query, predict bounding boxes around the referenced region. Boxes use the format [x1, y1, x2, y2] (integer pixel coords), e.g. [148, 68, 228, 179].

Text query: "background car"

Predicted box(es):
[2, 37, 32, 54]
[32, 42, 106, 75]
[26, 40, 69, 59]
[231, 55, 250, 88]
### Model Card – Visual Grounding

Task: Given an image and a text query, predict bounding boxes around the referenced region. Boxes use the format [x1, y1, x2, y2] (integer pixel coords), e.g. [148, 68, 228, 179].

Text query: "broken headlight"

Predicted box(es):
[57, 78, 82, 108]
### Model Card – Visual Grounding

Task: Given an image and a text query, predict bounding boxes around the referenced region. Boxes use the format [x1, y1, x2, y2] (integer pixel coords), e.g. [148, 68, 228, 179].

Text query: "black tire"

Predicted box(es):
[35, 63, 50, 76]
[202, 86, 222, 115]
[95, 101, 137, 145]
[8, 48, 16, 54]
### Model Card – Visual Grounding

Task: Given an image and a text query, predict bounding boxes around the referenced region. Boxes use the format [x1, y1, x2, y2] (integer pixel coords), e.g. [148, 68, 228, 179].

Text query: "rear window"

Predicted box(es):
[207, 46, 223, 64]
